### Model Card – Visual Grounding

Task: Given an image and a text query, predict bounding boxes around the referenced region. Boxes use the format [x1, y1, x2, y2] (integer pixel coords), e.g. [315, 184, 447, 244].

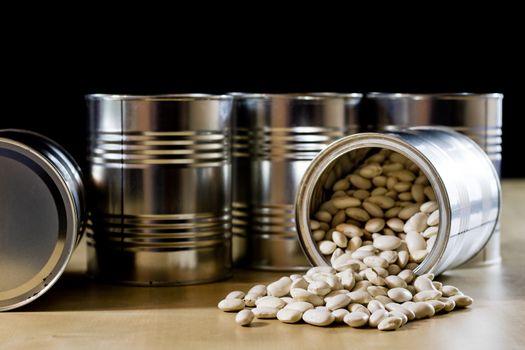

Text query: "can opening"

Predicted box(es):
[296, 136, 450, 276]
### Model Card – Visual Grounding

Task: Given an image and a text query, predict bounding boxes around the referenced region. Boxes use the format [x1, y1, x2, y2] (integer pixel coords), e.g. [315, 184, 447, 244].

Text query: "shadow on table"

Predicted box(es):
[13, 271, 234, 313]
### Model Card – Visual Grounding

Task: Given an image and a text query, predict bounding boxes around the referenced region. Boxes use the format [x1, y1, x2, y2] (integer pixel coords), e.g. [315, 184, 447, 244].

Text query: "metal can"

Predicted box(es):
[0, 130, 85, 311]
[230, 93, 254, 266]
[367, 93, 503, 266]
[86, 94, 233, 285]
[295, 127, 501, 275]
[235, 93, 362, 270]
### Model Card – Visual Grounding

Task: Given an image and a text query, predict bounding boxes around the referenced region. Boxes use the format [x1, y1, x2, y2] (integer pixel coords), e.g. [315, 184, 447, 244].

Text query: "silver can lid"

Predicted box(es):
[0, 131, 82, 311]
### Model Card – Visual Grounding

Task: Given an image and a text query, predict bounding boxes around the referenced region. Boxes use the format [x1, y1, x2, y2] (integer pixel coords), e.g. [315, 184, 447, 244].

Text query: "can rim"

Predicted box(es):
[85, 93, 233, 101]
[0, 138, 78, 311]
[367, 92, 503, 100]
[294, 130, 451, 275]
[228, 92, 363, 100]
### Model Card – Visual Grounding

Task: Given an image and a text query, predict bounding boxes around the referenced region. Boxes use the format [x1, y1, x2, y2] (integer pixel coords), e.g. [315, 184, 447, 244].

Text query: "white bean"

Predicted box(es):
[243, 293, 259, 307]
[332, 308, 350, 323]
[284, 301, 314, 313]
[373, 235, 402, 251]
[365, 218, 385, 233]
[406, 231, 427, 252]
[424, 186, 436, 201]
[406, 301, 435, 319]
[307, 266, 336, 276]
[315, 210, 332, 223]
[345, 207, 371, 221]
[422, 226, 438, 238]
[363, 256, 389, 269]
[404, 212, 429, 233]
[348, 174, 372, 190]
[369, 309, 389, 327]
[218, 298, 245, 312]
[442, 285, 461, 297]
[362, 201, 384, 218]
[255, 296, 286, 309]
[277, 308, 303, 323]
[235, 310, 254, 326]
[353, 189, 371, 200]
[372, 175, 387, 187]
[385, 275, 408, 289]
[348, 303, 371, 315]
[367, 195, 395, 209]
[379, 250, 398, 264]
[348, 290, 373, 304]
[226, 291, 245, 299]
[344, 312, 369, 327]
[398, 205, 420, 220]
[333, 178, 350, 191]
[426, 300, 446, 313]
[420, 201, 438, 213]
[385, 303, 415, 321]
[248, 284, 267, 296]
[450, 295, 474, 307]
[427, 210, 439, 226]
[377, 316, 403, 331]
[367, 300, 385, 313]
[387, 288, 413, 303]
[308, 280, 332, 296]
[302, 308, 335, 326]
[332, 231, 348, 248]
[252, 307, 279, 319]
[332, 196, 361, 209]
[414, 276, 438, 293]
[267, 277, 293, 297]
[319, 240, 337, 255]
[413, 290, 442, 302]
[325, 294, 351, 310]
[411, 183, 425, 202]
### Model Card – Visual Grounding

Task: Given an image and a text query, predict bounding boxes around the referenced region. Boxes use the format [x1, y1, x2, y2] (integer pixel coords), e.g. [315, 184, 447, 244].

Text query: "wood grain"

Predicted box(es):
[1, 180, 524, 350]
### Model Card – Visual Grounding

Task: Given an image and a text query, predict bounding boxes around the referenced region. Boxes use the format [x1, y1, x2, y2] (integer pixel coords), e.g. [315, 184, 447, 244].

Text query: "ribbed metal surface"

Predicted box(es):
[230, 99, 252, 265]
[86, 94, 233, 285]
[232, 93, 362, 270]
[90, 131, 228, 167]
[87, 213, 229, 249]
[367, 93, 503, 266]
[254, 127, 346, 160]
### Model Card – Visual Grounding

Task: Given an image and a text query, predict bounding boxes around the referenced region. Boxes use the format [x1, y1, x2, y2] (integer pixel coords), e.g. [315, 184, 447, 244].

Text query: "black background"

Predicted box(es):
[1, 29, 522, 177]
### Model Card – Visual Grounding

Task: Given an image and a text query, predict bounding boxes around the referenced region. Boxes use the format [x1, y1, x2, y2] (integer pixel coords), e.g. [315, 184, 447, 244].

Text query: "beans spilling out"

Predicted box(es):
[218, 267, 472, 330]
[218, 150, 473, 330]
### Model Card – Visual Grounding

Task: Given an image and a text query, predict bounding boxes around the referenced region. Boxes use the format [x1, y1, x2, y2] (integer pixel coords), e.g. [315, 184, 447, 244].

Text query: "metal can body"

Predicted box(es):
[236, 93, 362, 270]
[296, 127, 501, 275]
[87, 94, 233, 285]
[0, 130, 85, 311]
[367, 93, 503, 266]
[230, 94, 253, 266]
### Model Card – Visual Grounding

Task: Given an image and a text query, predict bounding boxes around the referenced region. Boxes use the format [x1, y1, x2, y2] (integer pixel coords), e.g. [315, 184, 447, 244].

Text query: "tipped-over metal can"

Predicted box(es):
[0, 130, 85, 311]
[295, 127, 501, 275]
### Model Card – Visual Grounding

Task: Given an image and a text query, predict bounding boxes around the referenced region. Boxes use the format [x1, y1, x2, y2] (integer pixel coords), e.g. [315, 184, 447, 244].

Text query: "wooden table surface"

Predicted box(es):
[1, 180, 524, 350]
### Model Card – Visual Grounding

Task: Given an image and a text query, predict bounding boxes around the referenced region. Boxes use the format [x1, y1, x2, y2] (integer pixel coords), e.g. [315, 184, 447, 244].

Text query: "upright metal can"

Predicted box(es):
[0, 130, 85, 311]
[86, 94, 233, 285]
[367, 93, 503, 266]
[230, 93, 254, 266]
[236, 93, 362, 270]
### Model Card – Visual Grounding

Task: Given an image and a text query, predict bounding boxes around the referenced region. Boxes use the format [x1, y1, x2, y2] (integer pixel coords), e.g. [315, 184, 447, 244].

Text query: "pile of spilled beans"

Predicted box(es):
[218, 149, 473, 331]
